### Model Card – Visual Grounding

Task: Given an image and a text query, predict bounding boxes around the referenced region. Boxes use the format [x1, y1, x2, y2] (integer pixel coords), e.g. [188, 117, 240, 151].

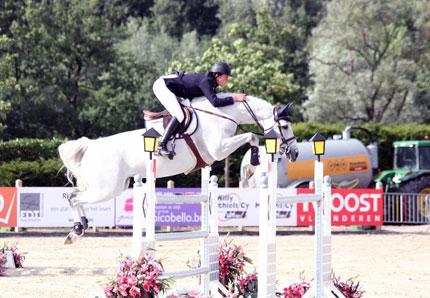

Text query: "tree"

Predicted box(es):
[151, 0, 220, 39]
[2, 0, 149, 139]
[0, 35, 14, 136]
[304, 0, 430, 124]
[170, 12, 299, 105]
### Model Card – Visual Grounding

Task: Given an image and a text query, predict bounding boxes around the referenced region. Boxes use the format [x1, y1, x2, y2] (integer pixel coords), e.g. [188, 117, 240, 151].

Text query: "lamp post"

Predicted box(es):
[264, 129, 280, 162]
[259, 129, 280, 297]
[142, 128, 161, 160]
[309, 133, 327, 298]
[137, 127, 161, 257]
[310, 132, 326, 162]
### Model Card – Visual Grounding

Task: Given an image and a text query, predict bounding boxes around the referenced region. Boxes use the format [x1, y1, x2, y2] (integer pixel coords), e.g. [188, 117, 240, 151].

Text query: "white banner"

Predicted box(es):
[217, 188, 297, 227]
[17, 187, 115, 227]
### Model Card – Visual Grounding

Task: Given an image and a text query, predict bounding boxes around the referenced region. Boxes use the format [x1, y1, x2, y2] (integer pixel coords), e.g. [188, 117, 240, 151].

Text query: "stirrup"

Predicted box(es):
[158, 146, 175, 160]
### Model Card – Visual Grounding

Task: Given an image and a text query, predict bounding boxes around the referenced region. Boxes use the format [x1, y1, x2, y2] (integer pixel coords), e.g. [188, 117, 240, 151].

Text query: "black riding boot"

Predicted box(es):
[158, 117, 181, 156]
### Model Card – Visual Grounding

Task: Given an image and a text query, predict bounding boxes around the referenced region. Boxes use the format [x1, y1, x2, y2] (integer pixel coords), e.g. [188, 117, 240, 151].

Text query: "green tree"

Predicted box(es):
[170, 12, 299, 105]
[304, 0, 430, 124]
[2, 0, 148, 139]
[151, 0, 220, 39]
[0, 35, 14, 136]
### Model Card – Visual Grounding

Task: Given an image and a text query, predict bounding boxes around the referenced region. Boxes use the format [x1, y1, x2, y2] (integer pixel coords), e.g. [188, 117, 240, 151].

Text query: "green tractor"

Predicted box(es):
[376, 140, 430, 194]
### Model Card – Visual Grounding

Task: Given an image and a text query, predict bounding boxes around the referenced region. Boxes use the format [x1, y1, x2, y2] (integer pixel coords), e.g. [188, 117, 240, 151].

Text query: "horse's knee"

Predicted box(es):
[67, 191, 81, 207]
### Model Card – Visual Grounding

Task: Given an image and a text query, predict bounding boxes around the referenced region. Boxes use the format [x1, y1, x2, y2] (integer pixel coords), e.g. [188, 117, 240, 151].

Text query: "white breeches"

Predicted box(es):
[153, 75, 185, 123]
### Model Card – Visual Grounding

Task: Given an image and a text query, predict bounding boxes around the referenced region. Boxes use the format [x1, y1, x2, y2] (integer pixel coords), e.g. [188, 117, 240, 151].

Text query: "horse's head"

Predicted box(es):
[271, 102, 299, 162]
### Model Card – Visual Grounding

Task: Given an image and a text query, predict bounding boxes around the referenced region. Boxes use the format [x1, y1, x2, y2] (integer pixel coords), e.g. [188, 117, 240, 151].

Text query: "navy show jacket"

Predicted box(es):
[163, 72, 234, 107]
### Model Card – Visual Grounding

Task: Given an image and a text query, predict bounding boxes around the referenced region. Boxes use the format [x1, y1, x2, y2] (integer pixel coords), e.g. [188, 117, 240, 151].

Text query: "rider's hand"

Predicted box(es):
[233, 93, 246, 102]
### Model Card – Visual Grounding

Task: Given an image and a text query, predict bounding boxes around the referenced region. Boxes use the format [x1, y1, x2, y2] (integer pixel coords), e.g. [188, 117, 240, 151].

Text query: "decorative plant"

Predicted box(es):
[102, 253, 172, 298]
[237, 273, 258, 298]
[0, 252, 7, 276]
[332, 274, 364, 298]
[282, 280, 310, 298]
[0, 243, 25, 275]
[218, 238, 252, 291]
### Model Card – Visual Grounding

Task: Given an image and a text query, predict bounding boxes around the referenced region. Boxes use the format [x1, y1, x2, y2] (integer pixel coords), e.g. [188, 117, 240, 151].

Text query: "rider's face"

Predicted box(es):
[216, 74, 230, 87]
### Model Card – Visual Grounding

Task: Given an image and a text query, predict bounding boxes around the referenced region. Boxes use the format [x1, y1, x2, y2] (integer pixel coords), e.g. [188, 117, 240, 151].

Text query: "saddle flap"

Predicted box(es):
[143, 104, 194, 135]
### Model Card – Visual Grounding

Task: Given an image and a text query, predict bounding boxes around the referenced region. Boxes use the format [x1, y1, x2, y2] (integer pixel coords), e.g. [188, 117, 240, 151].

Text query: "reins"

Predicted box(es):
[193, 101, 268, 136]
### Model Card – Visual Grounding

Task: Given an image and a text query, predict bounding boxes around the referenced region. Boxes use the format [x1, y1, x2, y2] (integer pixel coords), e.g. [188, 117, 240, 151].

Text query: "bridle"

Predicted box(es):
[193, 99, 296, 149]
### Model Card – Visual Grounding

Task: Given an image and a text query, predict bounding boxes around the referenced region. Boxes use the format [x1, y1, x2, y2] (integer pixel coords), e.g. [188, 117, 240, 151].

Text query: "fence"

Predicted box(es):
[384, 193, 430, 224]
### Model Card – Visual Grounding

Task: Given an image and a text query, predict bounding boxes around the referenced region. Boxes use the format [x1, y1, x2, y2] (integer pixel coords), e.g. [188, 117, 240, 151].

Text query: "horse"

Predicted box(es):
[58, 93, 299, 243]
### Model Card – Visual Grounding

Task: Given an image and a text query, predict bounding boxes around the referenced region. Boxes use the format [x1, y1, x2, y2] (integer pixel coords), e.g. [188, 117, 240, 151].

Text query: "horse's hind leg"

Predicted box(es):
[64, 190, 89, 244]
[64, 186, 118, 244]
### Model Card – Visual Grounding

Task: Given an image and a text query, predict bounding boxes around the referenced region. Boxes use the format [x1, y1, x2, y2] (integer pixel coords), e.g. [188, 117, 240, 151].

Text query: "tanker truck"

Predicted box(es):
[240, 127, 430, 194]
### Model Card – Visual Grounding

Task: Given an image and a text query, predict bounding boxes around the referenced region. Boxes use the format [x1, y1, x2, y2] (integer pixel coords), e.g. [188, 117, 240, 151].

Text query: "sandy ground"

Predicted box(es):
[0, 225, 429, 298]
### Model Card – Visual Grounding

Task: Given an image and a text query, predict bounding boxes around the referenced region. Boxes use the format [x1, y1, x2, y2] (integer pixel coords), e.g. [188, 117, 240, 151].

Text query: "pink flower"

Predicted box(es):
[129, 285, 141, 297]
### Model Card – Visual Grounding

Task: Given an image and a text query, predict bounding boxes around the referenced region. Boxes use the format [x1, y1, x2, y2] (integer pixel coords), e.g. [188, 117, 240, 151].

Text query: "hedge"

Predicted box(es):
[0, 159, 67, 186]
[0, 138, 64, 162]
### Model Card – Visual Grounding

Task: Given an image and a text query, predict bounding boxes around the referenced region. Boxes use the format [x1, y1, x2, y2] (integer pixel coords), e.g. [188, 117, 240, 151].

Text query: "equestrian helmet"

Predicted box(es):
[210, 61, 232, 76]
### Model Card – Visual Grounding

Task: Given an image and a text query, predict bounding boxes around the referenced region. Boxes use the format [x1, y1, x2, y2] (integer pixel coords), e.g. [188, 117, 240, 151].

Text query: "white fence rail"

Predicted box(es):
[384, 193, 430, 224]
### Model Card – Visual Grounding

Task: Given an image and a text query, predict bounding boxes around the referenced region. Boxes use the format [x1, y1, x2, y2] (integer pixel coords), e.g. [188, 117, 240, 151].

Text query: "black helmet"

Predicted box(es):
[210, 61, 232, 76]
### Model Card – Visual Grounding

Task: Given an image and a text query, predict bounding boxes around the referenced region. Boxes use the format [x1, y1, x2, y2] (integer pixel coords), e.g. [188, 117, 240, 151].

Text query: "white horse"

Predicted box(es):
[59, 93, 299, 243]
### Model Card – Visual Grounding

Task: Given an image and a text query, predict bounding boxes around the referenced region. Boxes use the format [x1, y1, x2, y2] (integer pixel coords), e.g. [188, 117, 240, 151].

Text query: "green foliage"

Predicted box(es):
[0, 138, 65, 186]
[1, 0, 149, 139]
[305, 0, 430, 124]
[151, 0, 220, 38]
[0, 138, 63, 161]
[170, 12, 301, 105]
[0, 159, 66, 186]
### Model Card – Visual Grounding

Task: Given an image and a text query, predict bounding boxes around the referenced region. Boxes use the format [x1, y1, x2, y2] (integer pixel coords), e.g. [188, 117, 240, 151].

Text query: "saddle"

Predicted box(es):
[143, 104, 193, 135]
[143, 103, 208, 172]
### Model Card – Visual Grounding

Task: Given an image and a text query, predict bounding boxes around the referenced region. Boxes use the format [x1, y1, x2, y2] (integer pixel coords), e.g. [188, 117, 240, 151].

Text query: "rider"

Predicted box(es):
[153, 61, 246, 156]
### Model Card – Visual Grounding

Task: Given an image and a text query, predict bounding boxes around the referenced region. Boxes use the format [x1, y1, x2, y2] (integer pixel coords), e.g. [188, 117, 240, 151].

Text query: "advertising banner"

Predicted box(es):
[17, 188, 115, 227]
[296, 188, 384, 226]
[217, 188, 297, 227]
[115, 188, 202, 227]
[0, 187, 17, 227]
[116, 188, 298, 227]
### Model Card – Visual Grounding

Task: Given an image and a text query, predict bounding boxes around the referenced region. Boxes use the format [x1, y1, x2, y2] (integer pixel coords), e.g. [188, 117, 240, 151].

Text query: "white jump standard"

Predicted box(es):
[258, 132, 346, 298]
[132, 142, 220, 297]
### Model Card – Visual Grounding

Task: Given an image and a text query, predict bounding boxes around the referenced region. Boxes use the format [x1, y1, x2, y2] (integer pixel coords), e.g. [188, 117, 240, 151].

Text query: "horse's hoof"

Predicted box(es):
[64, 232, 78, 245]
[64, 222, 85, 244]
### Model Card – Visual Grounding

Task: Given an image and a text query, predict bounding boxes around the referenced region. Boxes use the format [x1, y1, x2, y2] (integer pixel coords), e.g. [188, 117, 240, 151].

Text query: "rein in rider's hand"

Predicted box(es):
[233, 93, 247, 102]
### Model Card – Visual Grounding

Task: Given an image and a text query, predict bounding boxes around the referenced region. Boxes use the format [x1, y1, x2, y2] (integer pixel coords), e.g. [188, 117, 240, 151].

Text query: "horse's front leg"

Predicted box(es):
[211, 132, 259, 163]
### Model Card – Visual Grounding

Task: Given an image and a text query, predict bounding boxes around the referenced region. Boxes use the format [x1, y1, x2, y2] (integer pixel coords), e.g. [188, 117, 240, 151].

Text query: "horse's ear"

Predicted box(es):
[278, 102, 294, 117]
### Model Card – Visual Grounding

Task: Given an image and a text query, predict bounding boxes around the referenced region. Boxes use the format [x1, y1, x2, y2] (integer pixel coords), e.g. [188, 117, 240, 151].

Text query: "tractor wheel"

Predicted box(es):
[400, 175, 430, 219]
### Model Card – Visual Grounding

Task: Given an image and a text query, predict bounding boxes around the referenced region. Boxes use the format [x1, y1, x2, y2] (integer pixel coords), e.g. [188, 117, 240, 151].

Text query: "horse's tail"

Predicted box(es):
[58, 137, 90, 181]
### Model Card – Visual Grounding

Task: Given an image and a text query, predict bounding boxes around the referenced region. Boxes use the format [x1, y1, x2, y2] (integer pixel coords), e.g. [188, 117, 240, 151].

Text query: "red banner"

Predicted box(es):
[297, 188, 383, 226]
[0, 187, 17, 227]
